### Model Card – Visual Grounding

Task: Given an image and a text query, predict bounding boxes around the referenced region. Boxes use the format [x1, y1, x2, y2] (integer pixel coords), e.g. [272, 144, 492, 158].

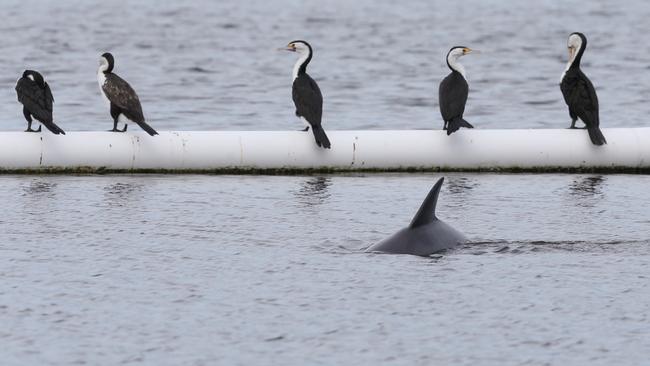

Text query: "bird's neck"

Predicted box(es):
[447, 55, 466, 79]
[293, 51, 311, 81]
[561, 46, 583, 81]
[98, 64, 113, 75]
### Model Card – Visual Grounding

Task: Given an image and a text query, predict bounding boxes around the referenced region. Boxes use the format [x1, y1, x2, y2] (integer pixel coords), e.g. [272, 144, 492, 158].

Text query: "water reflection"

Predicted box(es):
[21, 180, 57, 197]
[293, 176, 331, 207]
[567, 175, 606, 207]
[20, 179, 59, 220]
[445, 176, 478, 195]
[569, 176, 605, 196]
[103, 182, 145, 207]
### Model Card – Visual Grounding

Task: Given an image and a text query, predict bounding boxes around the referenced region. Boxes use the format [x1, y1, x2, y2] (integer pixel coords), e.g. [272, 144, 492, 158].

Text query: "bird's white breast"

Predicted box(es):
[97, 70, 110, 105]
[292, 52, 310, 81]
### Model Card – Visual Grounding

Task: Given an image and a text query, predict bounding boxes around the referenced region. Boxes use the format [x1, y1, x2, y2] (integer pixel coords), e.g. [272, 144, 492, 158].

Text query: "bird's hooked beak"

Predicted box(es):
[568, 46, 576, 60]
[278, 43, 297, 52]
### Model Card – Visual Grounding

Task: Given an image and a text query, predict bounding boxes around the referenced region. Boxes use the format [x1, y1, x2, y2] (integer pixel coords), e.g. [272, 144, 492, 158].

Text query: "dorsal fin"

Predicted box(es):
[409, 178, 444, 228]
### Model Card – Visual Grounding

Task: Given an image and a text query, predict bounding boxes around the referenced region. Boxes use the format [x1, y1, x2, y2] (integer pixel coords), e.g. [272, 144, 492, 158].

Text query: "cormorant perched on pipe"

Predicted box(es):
[560, 32, 607, 146]
[439, 46, 476, 135]
[97, 53, 158, 136]
[280, 40, 331, 149]
[15, 70, 65, 134]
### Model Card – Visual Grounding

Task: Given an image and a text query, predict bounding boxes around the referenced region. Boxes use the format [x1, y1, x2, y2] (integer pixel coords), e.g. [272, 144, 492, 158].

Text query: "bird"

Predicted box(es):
[439, 46, 476, 135]
[97, 52, 158, 136]
[560, 32, 606, 146]
[15, 70, 65, 135]
[280, 40, 331, 149]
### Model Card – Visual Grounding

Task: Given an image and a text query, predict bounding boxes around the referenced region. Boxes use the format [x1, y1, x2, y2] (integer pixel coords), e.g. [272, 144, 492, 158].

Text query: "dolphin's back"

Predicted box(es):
[369, 220, 466, 256]
[365, 177, 467, 257]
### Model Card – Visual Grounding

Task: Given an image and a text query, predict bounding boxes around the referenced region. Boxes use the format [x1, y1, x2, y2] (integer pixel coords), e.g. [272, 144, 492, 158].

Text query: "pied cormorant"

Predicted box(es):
[97, 53, 158, 136]
[439, 46, 476, 135]
[280, 40, 331, 149]
[15, 70, 65, 134]
[560, 32, 606, 146]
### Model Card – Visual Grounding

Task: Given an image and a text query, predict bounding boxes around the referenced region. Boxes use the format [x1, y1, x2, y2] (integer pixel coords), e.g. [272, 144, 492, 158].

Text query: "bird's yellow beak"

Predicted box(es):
[568, 46, 575, 60]
[463, 47, 479, 55]
[278, 43, 296, 52]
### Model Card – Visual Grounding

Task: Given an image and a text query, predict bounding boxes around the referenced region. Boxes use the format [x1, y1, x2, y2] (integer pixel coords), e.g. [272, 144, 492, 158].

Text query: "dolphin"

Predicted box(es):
[366, 177, 467, 256]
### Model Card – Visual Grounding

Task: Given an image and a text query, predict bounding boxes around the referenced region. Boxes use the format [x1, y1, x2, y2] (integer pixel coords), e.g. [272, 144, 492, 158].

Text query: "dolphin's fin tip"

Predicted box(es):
[409, 177, 444, 228]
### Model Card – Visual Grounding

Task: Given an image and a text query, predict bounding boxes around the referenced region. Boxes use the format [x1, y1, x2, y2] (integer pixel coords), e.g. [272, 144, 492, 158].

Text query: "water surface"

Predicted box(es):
[1, 174, 649, 365]
[1, 1, 649, 365]
[1, 0, 649, 131]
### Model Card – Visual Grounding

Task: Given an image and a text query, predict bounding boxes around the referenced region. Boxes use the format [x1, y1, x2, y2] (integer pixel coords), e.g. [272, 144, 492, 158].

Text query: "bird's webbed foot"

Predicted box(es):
[109, 124, 128, 133]
[300, 126, 309, 132]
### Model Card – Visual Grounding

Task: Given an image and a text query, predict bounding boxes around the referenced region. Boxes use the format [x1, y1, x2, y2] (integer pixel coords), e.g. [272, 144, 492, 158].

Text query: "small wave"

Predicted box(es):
[187, 66, 214, 74]
[464, 239, 649, 254]
[523, 100, 557, 106]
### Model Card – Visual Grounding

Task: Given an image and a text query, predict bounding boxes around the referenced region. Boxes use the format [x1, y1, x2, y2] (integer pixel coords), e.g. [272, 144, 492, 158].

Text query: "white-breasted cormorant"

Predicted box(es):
[15, 70, 65, 134]
[97, 53, 158, 136]
[560, 32, 607, 146]
[439, 46, 476, 135]
[280, 40, 331, 149]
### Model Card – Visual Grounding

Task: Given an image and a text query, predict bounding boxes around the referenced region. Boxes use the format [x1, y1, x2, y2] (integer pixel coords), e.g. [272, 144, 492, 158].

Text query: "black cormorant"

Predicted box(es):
[560, 32, 606, 146]
[280, 40, 331, 149]
[97, 53, 158, 136]
[15, 70, 65, 134]
[439, 46, 476, 135]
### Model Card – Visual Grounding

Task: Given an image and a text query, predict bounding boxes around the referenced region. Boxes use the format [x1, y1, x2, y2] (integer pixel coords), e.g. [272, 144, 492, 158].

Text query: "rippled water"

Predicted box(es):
[1, 174, 649, 365]
[1, 1, 650, 365]
[2, 0, 650, 131]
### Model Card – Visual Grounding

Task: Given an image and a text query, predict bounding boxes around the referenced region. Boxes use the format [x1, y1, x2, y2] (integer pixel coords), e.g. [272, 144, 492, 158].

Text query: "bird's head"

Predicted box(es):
[23, 70, 44, 85]
[99, 52, 115, 73]
[567, 32, 586, 62]
[447, 46, 476, 60]
[279, 40, 312, 55]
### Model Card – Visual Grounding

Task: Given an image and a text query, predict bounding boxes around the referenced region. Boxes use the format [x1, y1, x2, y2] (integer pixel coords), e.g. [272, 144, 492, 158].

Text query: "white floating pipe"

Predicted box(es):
[0, 128, 648, 173]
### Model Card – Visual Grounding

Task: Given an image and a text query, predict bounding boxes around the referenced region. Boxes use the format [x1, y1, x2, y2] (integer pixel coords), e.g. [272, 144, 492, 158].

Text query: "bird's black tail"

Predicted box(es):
[587, 127, 607, 146]
[42, 121, 66, 135]
[312, 125, 331, 149]
[446, 117, 474, 136]
[137, 121, 159, 136]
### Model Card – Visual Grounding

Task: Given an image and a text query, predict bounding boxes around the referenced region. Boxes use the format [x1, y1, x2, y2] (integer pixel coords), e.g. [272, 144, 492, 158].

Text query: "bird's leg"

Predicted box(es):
[122, 124, 128, 132]
[443, 121, 448, 130]
[301, 126, 309, 132]
[25, 122, 40, 133]
[24, 110, 39, 132]
[568, 118, 578, 129]
[109, 118, 120, 132]
[109, 104, 126, 132]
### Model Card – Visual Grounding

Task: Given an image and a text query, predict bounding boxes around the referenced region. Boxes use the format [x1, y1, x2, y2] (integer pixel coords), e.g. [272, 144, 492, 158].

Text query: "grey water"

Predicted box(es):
[1, 0, 650, 365]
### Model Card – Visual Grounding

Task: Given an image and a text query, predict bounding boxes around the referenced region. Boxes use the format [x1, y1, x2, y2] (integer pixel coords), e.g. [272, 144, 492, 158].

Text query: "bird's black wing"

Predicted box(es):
[44, 82, 54, 106]
[103, 73, 145, 123]
[438, 72, 468, 122]
[561, 69, 599, 127]
[292, 73, 323, 126]
[16, 77, 53, 123]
